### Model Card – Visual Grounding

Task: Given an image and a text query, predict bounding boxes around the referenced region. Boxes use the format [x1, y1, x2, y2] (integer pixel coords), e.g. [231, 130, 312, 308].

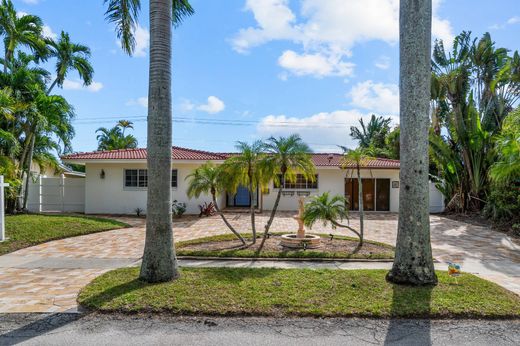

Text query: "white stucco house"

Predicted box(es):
[60, 146, 444, 215]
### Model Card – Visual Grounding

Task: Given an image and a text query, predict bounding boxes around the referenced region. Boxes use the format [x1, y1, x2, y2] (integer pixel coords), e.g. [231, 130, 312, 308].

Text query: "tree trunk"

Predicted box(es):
[212, 193, 246, 245]
[387, 0, 437, 285]
[257, 172, 284, 251]
[22, 133, 36, 210]
[357, 165, 364, 246]
[47, 78, 59, 95]
[139, 0, 179, 283]
[249, 177, 256, 243]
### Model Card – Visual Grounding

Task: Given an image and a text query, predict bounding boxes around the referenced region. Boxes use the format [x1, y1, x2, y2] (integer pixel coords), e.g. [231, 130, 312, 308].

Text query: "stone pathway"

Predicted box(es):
[0, 212, 518, 313]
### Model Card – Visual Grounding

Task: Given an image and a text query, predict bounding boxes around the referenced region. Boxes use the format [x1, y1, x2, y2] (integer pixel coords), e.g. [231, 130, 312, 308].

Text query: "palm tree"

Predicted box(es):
[341, 147, 373, 247]
[96, 122, 138, 150]
[104, 0, 194, 282]
[222, 140, 265, 243]
[257, 134, 315, 250]
[186, 162, 246, 245]
[46, 31, 93, 94]
[350, 115, 392, 149]
[0, 0, 46, 72]
[302, 192, 361, 246]
[387, 0, 437, 285]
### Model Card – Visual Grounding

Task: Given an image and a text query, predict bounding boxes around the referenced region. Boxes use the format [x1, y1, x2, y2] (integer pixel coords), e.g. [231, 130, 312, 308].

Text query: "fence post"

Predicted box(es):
[38, 175, 43, 213]
[61, 174, 65, 213]
[0, 175, 9, 242]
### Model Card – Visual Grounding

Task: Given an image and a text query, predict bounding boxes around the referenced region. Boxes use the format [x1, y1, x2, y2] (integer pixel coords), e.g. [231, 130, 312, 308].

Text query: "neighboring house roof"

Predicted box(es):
[62, 147, 400, 169]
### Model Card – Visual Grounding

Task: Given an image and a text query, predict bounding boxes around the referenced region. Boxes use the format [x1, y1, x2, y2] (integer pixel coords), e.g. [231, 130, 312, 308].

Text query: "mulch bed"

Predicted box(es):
[179, 234, 392, 258]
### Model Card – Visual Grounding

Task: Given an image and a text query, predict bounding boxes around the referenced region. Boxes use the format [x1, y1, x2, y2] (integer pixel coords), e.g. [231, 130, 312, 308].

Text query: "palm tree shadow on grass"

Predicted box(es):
[383, 284, 433, 345]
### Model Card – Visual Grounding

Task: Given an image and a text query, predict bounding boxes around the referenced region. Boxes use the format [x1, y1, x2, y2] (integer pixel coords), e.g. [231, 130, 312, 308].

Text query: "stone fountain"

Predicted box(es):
[280, 197, 321, 249]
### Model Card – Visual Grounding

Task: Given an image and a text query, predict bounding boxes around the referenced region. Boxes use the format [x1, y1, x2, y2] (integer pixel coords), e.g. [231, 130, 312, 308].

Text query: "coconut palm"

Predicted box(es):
[0, 0, 46, 72]
[222, 140, 265, 243]
[46, 31, 93, 94]
[302, 192, 361, 246]
[104, 0, 194, 282]
[117, 119, 134, 136]
[350, 115, 392, 149]
[387, 0, 437, 285]
[257, 134, 315, 250]
[186, 162, 246, 245]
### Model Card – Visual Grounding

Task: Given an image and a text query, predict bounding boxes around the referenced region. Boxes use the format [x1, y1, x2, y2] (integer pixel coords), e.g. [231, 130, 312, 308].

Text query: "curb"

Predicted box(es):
[177, 256, 395, 263]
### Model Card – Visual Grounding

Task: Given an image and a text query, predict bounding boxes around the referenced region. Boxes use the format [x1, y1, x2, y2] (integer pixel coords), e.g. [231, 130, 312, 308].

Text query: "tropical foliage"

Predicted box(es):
[96, 120, 138, 150]
[350, 115, 400, 159]
[429, 31, 520, 217]
[0, 0, 91, 212]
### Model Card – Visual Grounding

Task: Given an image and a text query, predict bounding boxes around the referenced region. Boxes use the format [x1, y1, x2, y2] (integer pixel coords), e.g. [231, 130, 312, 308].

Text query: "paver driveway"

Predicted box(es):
[0, 212, 518, 313]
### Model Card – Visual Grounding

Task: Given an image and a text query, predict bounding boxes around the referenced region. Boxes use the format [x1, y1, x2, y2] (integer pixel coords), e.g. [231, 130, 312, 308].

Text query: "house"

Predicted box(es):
[60, 146, 444, 215]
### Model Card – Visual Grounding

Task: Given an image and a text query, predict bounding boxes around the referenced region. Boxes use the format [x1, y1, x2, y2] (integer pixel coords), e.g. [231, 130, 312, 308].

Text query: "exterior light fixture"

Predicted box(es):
[100, 169, 105, 179]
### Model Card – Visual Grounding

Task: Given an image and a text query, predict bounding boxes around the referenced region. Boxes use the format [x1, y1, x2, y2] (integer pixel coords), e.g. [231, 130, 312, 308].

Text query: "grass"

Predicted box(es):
[78, 267, 520, 318]
[176, 233, 395, 259]
[1, 214, 128, 255]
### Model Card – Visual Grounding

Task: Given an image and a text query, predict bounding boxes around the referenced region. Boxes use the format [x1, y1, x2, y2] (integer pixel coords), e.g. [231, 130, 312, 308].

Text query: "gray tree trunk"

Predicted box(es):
[357, 166, 364, 246]
[139, 0, 179, 283]
[212, 193, 246, 245]
[257, 172, 284, 251]
[22, 133, 36, 210]
[387, 0, 437, 285]
[249, 177, 256, 243]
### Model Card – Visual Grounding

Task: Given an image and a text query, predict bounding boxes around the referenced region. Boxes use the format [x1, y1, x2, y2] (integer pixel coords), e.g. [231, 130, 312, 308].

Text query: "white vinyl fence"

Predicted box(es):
[27, 175, 85, 213]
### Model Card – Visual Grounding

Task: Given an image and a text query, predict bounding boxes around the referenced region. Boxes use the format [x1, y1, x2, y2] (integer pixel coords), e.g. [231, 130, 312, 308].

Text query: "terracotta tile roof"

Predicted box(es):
[62, 146, 227, 161]
[62, 147, 399, 168]
[312, 153, 400, 169]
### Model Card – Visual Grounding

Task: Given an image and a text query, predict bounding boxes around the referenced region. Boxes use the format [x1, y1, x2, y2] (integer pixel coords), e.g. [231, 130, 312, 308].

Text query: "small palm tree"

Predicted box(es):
[222, 140, 265, 243]
[46, 31, 93, 94]
[0, 0, 46, 72]
[96, 121, 138, 150]
[341, 147, 373, 247]
[257, 134, 315, 250]
[186, 162, 246, 245]
[302, 192, 361, 246]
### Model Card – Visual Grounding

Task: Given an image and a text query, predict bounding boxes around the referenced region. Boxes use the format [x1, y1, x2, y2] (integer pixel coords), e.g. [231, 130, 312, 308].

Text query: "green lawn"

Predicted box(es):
[177, 233, 395, 259]
[78, 268, 520, 318]
[1, 214, 128, 255]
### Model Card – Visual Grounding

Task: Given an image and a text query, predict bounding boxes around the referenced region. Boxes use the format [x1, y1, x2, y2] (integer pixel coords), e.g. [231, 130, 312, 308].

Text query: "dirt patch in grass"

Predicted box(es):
[78, 268, 520, 318]
[177, 233, 393, 259]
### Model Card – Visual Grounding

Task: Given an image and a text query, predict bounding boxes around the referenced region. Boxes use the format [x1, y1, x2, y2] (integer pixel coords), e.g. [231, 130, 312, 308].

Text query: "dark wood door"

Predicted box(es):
[362, 179, 375, 211]
[376, 179, 390, 211]
[344, 178, 359, 210]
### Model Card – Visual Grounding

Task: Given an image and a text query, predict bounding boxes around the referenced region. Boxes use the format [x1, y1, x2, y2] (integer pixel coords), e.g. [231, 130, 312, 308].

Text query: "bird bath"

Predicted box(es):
[280, 197, 321, 249]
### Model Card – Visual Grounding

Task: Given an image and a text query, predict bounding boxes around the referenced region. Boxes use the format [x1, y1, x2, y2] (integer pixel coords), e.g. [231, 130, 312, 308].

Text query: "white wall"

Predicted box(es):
[27, 176, 85, 213]
[84, 162, 224, 215]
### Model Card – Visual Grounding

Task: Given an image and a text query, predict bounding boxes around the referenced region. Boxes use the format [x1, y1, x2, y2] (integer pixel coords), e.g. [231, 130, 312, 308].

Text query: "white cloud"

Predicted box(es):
[507, 16, 520, 25]
[21, 0, 40, 4]
[42, 25, 57, 40]
[126, 96, 148, 108]
[278, 50, 354, 78]
[348, 80, 399, 114]
[63, 79, 104, 92]
[231, 0, 453, 78]
[197, 96, 225, 114]
[374, 55, 391, 70]
[257, 110, 399, 152]
[491, 16, 520, 30]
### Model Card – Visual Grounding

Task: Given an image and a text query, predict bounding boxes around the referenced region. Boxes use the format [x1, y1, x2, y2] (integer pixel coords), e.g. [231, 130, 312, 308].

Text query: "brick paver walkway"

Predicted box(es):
[0, 212, 518, 313]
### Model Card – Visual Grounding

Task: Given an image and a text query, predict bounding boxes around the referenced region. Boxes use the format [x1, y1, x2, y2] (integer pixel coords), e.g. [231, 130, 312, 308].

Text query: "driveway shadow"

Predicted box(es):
[384, 284, 433, 345]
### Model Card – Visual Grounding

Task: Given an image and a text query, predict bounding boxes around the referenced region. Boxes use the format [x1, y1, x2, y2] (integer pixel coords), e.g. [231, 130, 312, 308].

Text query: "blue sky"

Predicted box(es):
[15, 0, 520, 153]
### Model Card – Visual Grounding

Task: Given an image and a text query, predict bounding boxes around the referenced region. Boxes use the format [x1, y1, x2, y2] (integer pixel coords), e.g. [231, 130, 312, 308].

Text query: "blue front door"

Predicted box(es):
[234, 186, 250, 207]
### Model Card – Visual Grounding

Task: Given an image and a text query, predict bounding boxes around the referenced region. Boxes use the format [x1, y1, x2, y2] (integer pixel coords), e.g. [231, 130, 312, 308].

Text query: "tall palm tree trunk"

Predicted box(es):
[356, 165, 364, 246]
[258, 172, 284, 251]
[249, 177, 257, 243]
[140, 0, 178, 283]
[22, 133, 36, 210]
[212, 193, 246, 245]
[387, 0, 437, 285]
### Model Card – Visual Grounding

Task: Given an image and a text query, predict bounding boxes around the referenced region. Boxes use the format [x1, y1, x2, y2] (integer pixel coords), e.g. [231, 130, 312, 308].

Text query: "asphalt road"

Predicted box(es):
[0, 313, 519, 346]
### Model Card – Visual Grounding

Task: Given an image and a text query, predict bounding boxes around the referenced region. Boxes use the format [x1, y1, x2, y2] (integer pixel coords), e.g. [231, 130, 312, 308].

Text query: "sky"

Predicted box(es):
[14, 0, 520, 153]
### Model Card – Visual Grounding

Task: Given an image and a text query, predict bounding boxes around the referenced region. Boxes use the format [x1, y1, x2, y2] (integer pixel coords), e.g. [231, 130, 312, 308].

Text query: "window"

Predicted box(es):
[274, 174, 318, 189]
[125, 169, 147, 188]
[125, 169, 178, 188]
[171, 169, 178, 188]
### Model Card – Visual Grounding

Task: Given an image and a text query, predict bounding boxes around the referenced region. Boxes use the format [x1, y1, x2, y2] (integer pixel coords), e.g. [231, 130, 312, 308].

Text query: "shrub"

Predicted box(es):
[172, 200, 187, 218]
[483, 185, 520, 228]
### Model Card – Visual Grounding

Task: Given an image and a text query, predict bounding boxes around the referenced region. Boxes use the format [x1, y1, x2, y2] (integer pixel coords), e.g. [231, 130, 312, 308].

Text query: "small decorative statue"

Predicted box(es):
[295, 197, 305, 238]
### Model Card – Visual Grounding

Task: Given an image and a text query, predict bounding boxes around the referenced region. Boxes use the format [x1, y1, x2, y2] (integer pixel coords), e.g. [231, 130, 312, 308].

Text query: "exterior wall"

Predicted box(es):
[261, 168, 401, 212]
[27, 176, 85, 213]
[84, 162, 224, 215]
